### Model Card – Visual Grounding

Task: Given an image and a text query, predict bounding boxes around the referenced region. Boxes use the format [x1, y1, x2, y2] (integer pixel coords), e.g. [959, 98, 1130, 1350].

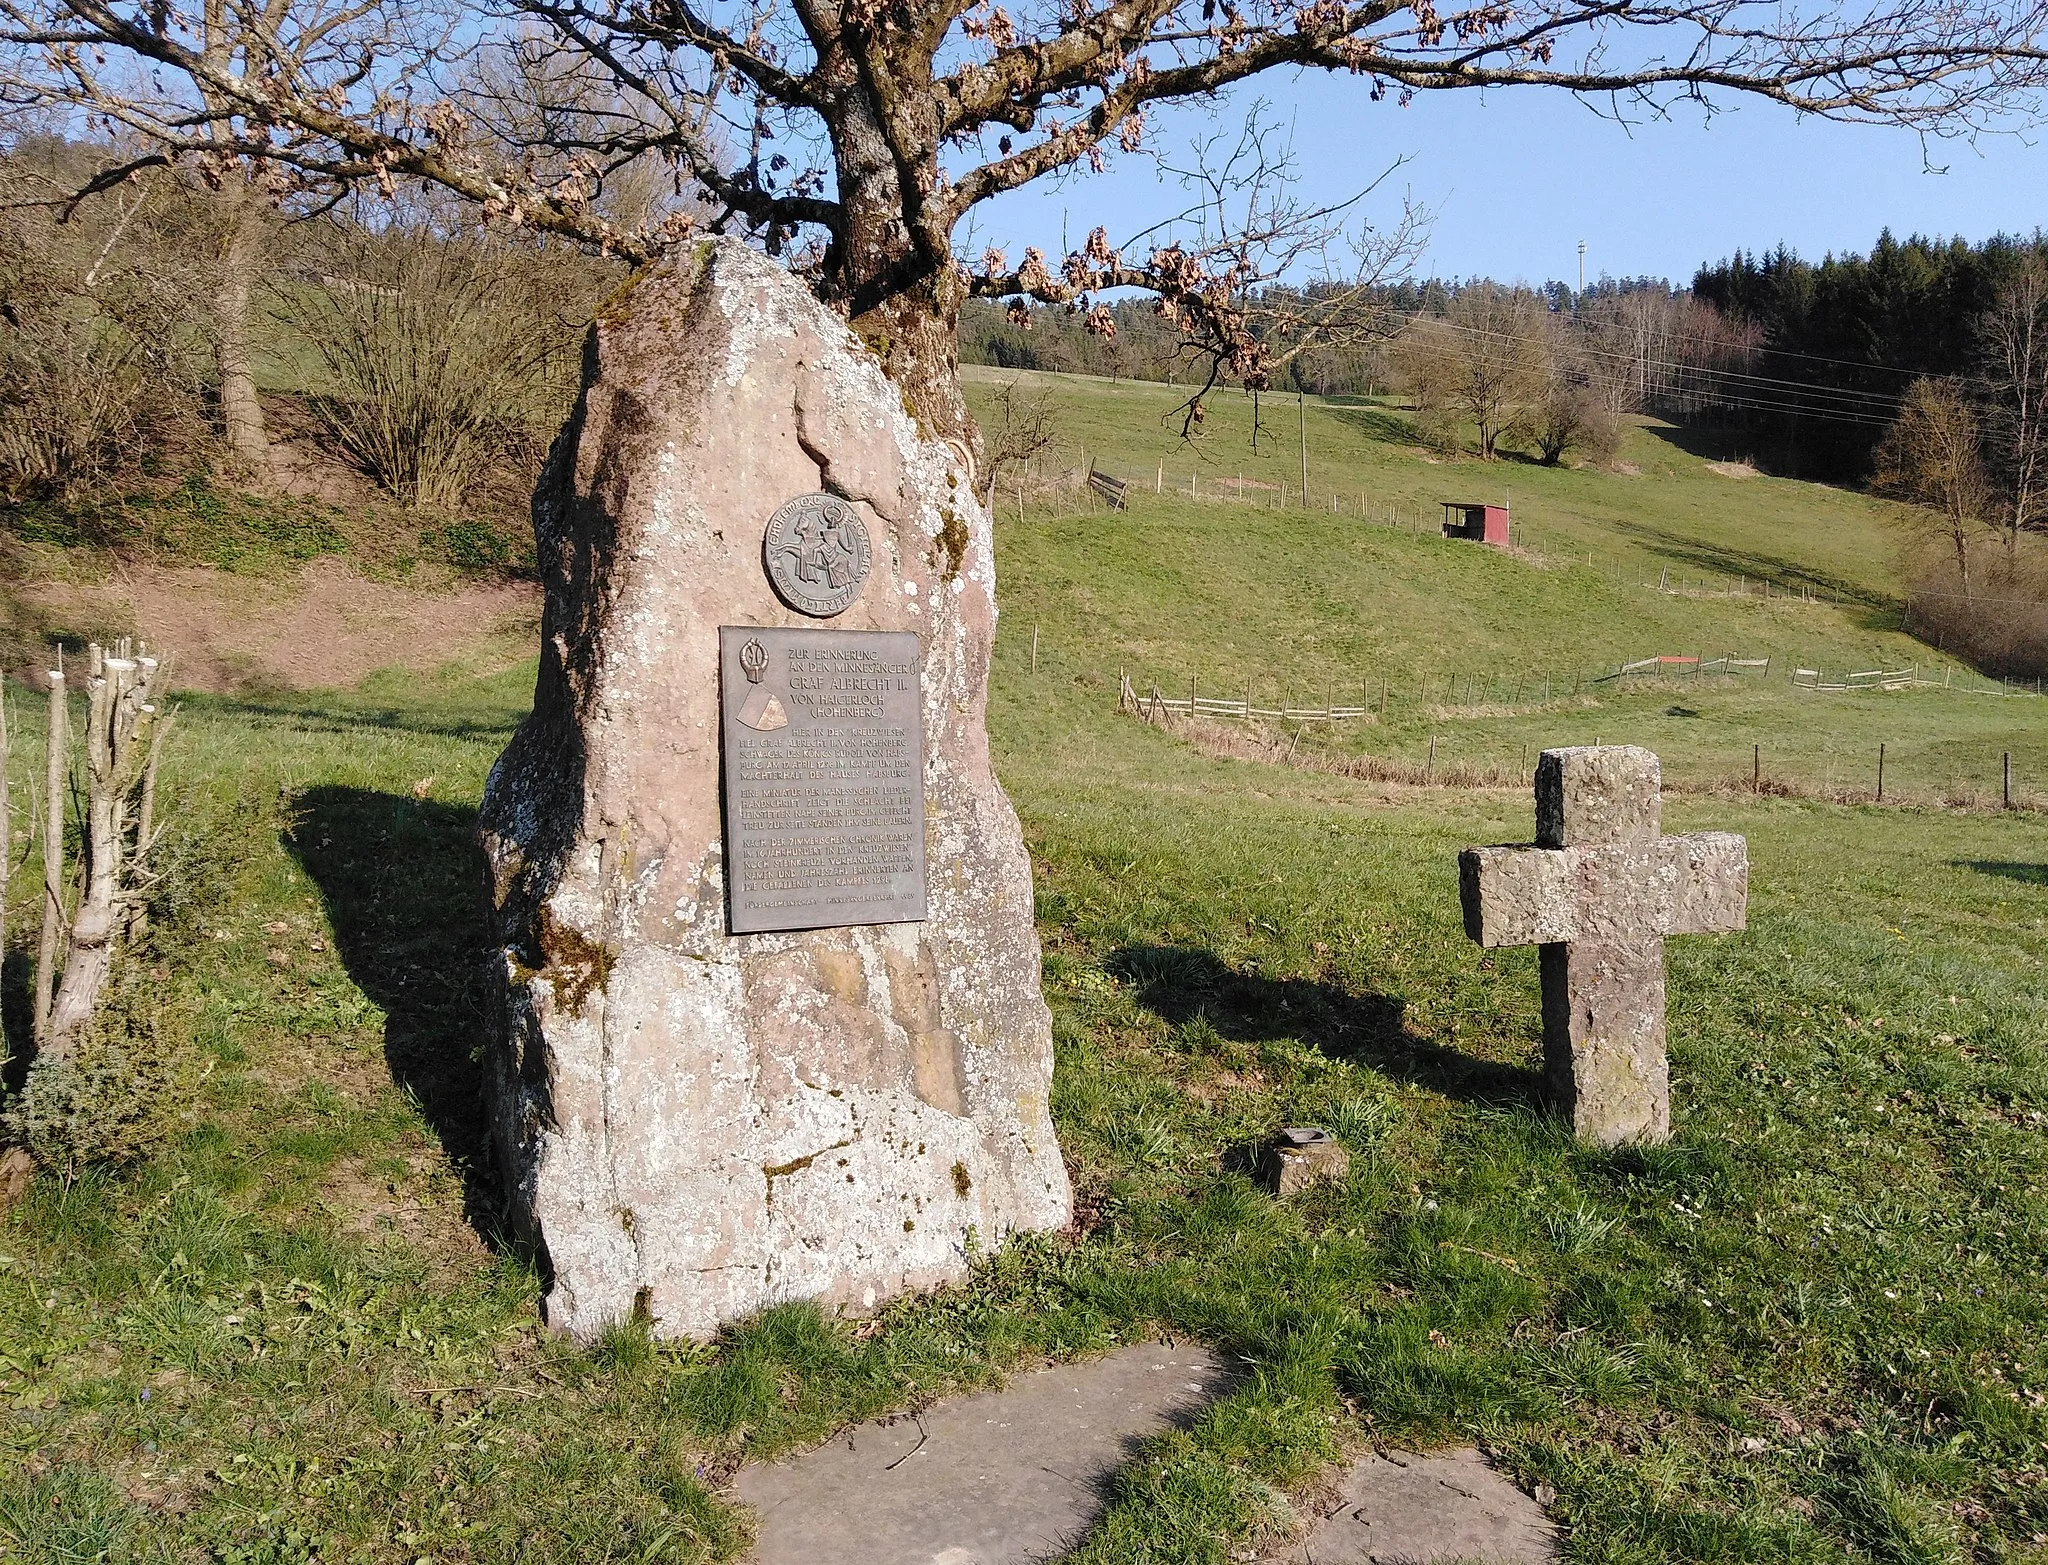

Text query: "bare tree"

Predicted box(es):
[1396, 285, 1544, 459]
[978, 378, 1059, 507]
[8, 0, 2048, 445]
[1874, 376, 1994, 594]
[41, 642, 173, 1060]
[1980, 254, 2048, 558]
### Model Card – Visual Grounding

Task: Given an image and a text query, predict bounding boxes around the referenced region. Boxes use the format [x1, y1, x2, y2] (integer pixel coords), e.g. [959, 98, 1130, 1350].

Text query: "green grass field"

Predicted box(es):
[2, 371, 2046, 1563]
[966, 366, 2048, 807]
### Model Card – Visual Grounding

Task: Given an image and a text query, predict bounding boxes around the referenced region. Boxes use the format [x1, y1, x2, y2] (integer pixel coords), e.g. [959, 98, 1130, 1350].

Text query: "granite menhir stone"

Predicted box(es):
[1459, 746, 1747, 1145]
[477, 239, 1071, 1339]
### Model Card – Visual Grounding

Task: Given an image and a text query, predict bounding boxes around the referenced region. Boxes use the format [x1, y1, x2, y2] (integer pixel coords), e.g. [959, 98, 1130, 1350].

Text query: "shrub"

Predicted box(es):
[1904, 544, 2048, 678]
[4, 971, 204, 1177]
[284, 225, 600, 512]
[0, 150, 207, 502]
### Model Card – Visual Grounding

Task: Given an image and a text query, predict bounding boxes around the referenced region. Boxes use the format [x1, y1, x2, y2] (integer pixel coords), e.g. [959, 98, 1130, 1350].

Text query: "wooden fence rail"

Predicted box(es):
[1086, 467, 1128, 510]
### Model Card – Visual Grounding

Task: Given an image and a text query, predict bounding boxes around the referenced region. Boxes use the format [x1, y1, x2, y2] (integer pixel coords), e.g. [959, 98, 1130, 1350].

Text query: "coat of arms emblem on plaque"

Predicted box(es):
[733, 636, 788, 730]
[763, 493, 871, 617]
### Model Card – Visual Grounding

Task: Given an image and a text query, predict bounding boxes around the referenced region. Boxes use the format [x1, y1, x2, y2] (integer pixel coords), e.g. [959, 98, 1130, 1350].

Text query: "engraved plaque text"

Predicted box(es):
[720, 626, 927, 933]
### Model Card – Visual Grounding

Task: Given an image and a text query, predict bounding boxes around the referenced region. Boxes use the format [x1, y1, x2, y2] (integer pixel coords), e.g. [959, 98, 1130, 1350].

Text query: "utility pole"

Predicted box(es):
[1298, 390, 1308, 504]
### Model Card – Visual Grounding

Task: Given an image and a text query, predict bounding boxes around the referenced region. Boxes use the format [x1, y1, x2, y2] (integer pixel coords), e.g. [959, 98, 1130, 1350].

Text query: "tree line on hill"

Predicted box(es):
[1690, 232, 2048, 673]
[962, 276, 1759, 469]
[964, 229, 2048, 674]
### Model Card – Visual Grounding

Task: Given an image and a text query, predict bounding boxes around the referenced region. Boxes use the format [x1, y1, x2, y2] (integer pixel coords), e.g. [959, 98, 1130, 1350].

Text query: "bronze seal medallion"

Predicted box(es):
[763, 493, 871, 617]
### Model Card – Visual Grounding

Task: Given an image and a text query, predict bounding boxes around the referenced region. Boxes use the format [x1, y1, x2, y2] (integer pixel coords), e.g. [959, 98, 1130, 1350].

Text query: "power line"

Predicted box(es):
[1396, 313, 1909, 423]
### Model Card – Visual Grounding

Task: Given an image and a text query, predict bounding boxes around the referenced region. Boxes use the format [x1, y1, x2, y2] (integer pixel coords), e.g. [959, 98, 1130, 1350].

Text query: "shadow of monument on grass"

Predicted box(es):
[285, 784, 503, 1242]
[1107, 943, 1544, 1110]
[1957, 860, 2048, 886]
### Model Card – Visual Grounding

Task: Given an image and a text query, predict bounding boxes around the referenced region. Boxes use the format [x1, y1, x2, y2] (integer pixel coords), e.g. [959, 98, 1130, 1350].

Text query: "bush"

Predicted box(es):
[1904, 545, 2048, 678]
[284, 224, 601, 512]
[0, 154, 207, 501]
[4, 972, 204, 1177]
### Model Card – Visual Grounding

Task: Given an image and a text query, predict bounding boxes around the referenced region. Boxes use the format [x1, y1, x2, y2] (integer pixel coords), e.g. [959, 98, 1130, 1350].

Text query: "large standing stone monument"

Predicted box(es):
[477, 239, 1071, 1338]
[1459, 746, 1748, 1144]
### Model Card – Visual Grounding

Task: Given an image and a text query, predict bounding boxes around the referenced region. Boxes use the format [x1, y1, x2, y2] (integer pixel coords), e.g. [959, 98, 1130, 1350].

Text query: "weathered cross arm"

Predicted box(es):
[1460, 843, 1580, 948]
[1458, 747, 1750, 1146]
[1658, 831, 1748, 936]
[1462, 831, 1749, 947]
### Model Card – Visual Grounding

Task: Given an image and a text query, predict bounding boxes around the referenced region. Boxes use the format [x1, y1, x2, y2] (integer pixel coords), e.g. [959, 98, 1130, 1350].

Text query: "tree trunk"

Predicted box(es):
[43, 652, 155, 1060]
[828, 91, 974, 456]
[216, 189, 270, 475]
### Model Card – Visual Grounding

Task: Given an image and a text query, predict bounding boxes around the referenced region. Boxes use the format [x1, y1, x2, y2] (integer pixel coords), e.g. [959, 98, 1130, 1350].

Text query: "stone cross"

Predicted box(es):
[1459, 746, 1748, 1145]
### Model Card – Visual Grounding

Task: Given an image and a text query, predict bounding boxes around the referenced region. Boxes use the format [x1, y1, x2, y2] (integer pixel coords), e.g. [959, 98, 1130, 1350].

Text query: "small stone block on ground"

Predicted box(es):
[1269, 1127, 1350, 1195]
[1271, 1448, 1559, 1564]
[734, 1342, 1226, 1564]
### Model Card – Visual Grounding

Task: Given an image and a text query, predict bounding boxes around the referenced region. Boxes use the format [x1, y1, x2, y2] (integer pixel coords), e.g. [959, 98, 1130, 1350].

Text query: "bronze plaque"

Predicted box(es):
[720, 626, 927, 933]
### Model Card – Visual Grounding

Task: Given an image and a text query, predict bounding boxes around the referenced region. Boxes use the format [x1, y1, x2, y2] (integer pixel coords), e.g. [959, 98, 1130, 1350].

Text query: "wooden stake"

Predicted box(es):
[1031, 624, 1039, 674]
[34, 664, 65, 1045]
[1753, 744, 1761, 792]
[1426, 736, 1436, 785]
[0, 672, 8, 1068]
[2004, 752, 2012, 809]
[1877, 742, 1886, 803]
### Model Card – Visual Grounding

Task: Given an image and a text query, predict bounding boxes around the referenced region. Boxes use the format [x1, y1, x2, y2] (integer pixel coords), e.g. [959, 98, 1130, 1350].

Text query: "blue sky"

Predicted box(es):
[972, 72, 2046, 287]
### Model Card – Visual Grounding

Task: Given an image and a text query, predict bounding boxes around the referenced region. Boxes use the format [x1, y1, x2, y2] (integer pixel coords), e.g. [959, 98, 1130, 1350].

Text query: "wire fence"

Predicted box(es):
[1114, 652, 2041, 726]
[1114, 682, 2043, 813]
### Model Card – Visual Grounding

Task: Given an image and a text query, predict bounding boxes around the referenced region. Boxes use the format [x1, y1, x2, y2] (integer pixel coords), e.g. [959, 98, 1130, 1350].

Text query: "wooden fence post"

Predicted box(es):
[0, 674, 7, 1069]
[1877, 743, 1885, 803]
[2004, 752, 2012, 809]
[34, 664, 66, 1043]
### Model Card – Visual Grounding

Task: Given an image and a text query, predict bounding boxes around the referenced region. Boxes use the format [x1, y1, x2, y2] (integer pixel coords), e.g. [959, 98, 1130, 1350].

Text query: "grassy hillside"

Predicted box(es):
[2, 372, 2045, 1564]
[966, 367, 2048, 807]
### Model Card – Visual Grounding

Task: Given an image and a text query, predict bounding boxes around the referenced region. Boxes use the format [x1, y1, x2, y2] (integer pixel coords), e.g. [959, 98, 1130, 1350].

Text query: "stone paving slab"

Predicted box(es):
[733, 1342, 1225, 1565]
[1270, 1448, 1558, 1564]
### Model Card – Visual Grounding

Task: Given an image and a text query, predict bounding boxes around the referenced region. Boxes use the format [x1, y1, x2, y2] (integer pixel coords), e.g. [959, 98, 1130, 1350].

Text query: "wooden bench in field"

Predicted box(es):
[1087, 467, 1128, 510]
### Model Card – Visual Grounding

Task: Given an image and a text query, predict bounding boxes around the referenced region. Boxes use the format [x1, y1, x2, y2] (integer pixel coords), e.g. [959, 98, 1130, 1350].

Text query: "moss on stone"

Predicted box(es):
[535, 904, 615, 1017]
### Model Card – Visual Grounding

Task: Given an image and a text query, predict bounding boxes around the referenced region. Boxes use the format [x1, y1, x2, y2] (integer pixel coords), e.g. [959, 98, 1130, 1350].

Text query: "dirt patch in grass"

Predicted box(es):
[21, 556, 538, 691]
[1706, 460, 1759, 479]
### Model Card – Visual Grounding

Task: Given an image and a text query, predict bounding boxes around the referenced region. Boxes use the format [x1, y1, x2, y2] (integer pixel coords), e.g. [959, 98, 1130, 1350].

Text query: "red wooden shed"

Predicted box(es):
[1440, 501, 1510, 546]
